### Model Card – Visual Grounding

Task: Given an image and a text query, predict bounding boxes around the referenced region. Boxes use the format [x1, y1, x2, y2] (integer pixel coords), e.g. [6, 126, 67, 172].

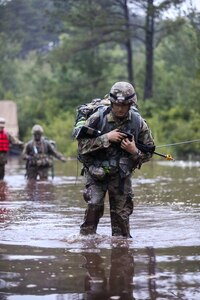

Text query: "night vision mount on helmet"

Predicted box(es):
[109, 81, 137, 105]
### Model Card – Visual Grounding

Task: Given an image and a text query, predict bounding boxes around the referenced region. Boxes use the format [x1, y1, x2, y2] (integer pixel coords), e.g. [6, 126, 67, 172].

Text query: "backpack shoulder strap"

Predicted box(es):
[41, 138, 49, 153]
[85, 105, 111, 131]
[98, 106, 111, 131]
[130, 108, 141, 141]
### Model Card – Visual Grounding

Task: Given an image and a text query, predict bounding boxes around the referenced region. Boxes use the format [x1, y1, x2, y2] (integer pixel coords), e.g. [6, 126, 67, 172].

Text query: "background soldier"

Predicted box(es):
[0, 117, 23, 180]
[77, 82, 155, 238]
[23, 124, 66, 180]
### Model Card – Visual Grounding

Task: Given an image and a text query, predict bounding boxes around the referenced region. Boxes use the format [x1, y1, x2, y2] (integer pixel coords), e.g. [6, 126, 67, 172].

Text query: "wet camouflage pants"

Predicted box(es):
[80, 169, 134, 237]
[0, 164, 5, 180]
[26, 166, 49, 180]
[0, 152, 7, 180]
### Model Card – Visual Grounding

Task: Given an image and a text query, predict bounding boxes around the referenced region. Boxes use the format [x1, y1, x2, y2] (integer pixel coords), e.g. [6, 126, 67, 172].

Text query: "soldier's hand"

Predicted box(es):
[25, 155, 32, 160]
[107, 129, 127, 143]
[121, 138, 138, 155]
[61, 157, 67, 162]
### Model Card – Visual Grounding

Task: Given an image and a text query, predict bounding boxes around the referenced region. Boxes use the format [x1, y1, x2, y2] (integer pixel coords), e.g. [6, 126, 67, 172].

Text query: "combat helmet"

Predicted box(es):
[109, 81, 137, 105]
[0, 117, 5, 127]
[32, 124, 44, 134]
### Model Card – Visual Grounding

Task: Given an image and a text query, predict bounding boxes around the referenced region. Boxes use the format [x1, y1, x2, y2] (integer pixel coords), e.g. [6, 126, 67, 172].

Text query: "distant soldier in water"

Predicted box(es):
[22, 124, 66, 180]
[0, 117, 23, 180]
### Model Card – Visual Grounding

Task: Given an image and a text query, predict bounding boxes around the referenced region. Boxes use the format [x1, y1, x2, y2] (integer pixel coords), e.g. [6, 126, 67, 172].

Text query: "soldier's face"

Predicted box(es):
[34, 132, 42, 141]
[112, 103, 130, 118]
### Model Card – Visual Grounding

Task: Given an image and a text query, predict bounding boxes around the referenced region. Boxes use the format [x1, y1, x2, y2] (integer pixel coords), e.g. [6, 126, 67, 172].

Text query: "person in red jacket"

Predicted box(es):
[0, 117, 23, 180]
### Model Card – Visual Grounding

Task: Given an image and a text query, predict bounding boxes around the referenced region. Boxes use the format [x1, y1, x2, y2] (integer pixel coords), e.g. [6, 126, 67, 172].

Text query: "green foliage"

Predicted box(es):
[39, 110, 77, 157]
[1, 0, 200, 159]
[46, 38, 127, 109]
[0, 33, 20, 98]
[141, 102, 200, 158]
[0, 0, 58, 56]
[154, 22, 199, 109]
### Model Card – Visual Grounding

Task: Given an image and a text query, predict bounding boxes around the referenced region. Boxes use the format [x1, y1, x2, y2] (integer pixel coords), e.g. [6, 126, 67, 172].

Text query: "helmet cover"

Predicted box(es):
[32, 124, 44, 134]
[109, 81, 137, 105]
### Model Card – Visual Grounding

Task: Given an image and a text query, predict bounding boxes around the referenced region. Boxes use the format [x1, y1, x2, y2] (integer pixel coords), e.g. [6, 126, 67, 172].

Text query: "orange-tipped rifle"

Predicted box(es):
[134, 141, 174, 161]
[76, 126, 174, 161]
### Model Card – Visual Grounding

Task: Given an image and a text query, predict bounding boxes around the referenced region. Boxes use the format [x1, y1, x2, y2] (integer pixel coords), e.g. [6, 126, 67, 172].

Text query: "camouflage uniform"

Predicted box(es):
[23, 125, 66, 180]
[78, 82, 154, 237]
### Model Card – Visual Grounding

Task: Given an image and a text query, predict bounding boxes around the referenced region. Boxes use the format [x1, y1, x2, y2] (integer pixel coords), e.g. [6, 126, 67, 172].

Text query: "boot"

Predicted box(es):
[80, 204, 104, 235]
[111, 212, 132, 238]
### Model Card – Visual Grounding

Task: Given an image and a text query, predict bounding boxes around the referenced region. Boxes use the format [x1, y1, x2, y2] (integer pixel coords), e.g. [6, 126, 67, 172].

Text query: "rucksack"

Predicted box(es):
[72, 97, 140, 139]
[72, 98, 110, 137]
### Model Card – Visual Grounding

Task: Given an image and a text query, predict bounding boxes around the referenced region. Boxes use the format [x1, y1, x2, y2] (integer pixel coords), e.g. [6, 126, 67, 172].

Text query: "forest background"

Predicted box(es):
[0, 0, 200, 159]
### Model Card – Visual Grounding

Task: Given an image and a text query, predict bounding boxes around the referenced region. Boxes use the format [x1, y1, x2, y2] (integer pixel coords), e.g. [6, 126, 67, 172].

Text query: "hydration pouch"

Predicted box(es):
[88, 165, 106, 181]
[119, 157, 131, 178]
[36, 156, 53, 167]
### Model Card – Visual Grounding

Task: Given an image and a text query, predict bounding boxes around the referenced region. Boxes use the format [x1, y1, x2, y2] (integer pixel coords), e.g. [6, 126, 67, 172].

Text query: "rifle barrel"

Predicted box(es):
[154, 151, 174, 160]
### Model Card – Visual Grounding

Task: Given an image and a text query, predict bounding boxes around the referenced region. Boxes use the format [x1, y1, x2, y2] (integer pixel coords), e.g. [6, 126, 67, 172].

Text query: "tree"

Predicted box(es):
[0, 33, 20, 98]
[131, 0, 186, 100]
[52, 0, 136, 83]
[52, 0, 188, 99]
[0, 0, 59, 57]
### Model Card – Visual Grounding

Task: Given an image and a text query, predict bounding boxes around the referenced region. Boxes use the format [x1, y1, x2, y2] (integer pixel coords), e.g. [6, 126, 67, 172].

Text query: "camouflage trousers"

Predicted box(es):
[0, 152, 8, 180]
[0, 164, 6, 180]
[80, 168, 134, 237]
[26, 166, 50, 180]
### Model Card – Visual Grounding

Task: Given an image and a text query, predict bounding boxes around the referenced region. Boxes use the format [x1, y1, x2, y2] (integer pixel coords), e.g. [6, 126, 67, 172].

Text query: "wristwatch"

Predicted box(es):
[133, 148, 142, 158]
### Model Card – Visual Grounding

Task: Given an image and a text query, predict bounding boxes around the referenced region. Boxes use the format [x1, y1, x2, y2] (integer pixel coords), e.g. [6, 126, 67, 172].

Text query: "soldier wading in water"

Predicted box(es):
[77, 82, 155, 238]
[23, 124, 66, 180]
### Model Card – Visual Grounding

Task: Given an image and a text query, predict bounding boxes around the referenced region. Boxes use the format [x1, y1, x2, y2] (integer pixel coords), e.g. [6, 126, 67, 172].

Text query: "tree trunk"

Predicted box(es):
[124, 0, 134, 84]
[144, 0, 154, 100]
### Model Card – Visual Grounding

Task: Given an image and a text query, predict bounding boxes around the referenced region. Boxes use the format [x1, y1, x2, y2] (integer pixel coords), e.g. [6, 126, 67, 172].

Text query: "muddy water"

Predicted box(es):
[0, 156, 200, 300]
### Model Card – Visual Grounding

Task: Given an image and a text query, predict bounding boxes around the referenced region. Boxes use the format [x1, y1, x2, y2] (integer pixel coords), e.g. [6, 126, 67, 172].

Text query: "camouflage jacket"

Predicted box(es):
[22, 138, 64, 162]
[8, 133, 23, 146]
[78, 108, 154, 170]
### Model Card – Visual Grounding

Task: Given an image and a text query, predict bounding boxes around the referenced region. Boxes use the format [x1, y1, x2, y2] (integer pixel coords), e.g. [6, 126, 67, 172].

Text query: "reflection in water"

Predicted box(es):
[109, 245, 135, 300]
[82, 243, 159, 300]
[25, 180, 56, 202]
[83, 251, 108, 299]
[109, 247, 135, 300]
[146, 247, 157, 300]
[0, 181, 9, 223]
[0, 243, 200, 299]
[0, 181, 8, 201]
